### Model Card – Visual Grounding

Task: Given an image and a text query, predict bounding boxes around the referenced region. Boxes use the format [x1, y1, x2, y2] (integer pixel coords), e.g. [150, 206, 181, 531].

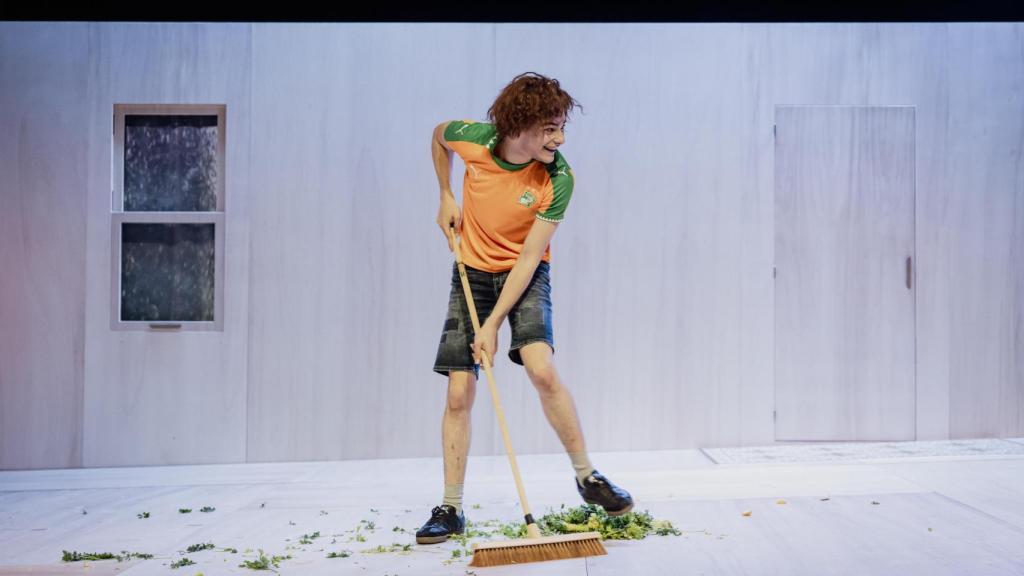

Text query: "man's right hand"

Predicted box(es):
[437, 195, 462, 252]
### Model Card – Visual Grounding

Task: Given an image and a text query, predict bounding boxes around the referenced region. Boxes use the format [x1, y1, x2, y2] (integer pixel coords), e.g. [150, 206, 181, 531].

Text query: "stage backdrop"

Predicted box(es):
[1, 22, 1022, 469]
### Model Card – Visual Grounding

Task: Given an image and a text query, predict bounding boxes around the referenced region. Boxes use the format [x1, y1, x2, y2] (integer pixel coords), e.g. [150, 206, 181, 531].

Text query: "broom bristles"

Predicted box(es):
[469, 531, 607, 567]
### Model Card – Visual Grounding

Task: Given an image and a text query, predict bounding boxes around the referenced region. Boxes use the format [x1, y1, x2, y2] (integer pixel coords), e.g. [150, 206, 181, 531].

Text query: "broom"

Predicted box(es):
[445, 224, 607, 567]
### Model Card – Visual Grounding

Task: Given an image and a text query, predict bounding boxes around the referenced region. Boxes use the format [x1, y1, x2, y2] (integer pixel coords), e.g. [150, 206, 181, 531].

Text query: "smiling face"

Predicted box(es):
[529, 114, 566, 163]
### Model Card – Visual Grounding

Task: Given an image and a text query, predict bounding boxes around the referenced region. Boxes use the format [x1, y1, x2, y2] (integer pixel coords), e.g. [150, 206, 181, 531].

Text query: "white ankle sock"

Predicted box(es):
[443, 483, 464, 514]
[568, 451, 596, 485]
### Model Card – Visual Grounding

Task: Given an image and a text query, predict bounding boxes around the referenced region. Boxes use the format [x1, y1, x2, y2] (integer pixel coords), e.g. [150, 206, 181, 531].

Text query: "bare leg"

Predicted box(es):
[442, 371, 477, 486]
[519, 342, 585, 453]
[518, 343, 633, 514]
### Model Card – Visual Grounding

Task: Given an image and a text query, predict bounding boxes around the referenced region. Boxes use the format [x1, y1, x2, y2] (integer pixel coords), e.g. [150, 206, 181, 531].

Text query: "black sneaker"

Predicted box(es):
[415, 505, 465, 544]
[576, 470, 634, 516]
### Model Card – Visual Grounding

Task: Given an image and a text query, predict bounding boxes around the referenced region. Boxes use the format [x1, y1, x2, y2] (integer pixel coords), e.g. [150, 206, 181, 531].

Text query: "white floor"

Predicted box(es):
[2, 441, 1024, 575]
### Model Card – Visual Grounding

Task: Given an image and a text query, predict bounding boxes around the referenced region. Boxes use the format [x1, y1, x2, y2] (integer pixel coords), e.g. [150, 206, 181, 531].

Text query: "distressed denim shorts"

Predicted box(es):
[433, 260, 554, 379]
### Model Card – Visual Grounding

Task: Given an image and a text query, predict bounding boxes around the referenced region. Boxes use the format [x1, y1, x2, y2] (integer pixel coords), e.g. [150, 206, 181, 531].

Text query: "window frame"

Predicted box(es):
[110, 104, 226, 332]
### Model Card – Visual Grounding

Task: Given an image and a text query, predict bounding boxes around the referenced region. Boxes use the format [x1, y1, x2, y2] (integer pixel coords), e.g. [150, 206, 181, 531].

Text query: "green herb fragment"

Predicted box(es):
[62, 550, 153, 563]
[326, 550, 352, 558]
[170, 557, 195, 569]
[62, 551, 115, 562]
[186, 542, 215, 553]
[362, 543, 413, 554]
[238, 549, 291, 570]
[137, 512, 150, 519]
[179, 508, 192, 514]
[200, 506, 215, 513]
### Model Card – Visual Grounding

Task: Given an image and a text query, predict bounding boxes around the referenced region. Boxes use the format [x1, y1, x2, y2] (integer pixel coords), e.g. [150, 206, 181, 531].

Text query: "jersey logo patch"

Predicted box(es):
[518, 189, 537, 207]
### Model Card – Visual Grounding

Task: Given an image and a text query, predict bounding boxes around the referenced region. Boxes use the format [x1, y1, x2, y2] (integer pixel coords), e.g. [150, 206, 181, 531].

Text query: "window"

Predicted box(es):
[111, 105, 226, 331]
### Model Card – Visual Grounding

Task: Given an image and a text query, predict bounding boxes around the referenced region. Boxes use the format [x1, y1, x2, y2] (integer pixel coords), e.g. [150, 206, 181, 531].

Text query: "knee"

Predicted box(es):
[525, 360, 559, 394]
[446, 372, 476, 412]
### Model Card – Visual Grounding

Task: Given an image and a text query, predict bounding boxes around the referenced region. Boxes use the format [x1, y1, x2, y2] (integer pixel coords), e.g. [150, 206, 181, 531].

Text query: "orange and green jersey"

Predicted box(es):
[444, 119, 574, 273]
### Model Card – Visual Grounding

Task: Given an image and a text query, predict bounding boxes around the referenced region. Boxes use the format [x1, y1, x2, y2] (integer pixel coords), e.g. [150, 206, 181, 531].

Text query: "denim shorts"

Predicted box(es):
[433, 260, 554, 379]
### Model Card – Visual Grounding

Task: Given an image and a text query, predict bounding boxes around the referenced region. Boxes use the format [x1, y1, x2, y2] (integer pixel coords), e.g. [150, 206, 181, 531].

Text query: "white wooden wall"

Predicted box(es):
[0, 22, 1021, 470]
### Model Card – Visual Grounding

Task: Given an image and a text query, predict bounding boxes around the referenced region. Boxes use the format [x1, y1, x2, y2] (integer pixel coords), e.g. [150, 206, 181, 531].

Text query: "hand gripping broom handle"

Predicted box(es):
[447, 225, 543, 540]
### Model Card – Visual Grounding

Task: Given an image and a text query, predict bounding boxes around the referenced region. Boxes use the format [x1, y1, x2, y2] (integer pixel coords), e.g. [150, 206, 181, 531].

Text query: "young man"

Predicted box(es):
[417, 72, 633, 545]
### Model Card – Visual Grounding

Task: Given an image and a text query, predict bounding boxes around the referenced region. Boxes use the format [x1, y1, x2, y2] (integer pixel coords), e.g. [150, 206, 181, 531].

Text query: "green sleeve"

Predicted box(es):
[538, 152, 574, 222]
[443, 120, 497, 147]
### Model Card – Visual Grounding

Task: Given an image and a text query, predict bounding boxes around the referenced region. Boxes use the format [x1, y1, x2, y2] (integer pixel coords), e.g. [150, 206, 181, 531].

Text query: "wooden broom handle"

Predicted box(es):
[446, 225, 542, 539]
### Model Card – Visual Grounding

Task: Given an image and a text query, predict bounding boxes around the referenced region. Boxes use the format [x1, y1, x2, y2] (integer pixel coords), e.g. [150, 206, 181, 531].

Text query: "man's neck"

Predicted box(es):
[495, 139, 531, 165]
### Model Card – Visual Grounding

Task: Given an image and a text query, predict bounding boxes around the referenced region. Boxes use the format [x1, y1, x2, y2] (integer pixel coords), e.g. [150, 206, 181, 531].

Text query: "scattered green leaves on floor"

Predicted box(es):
[61, 502, 681, 571]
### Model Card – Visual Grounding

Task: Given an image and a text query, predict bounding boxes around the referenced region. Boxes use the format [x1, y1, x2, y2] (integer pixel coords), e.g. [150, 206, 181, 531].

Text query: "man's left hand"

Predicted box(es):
[472, 320, 499, 367]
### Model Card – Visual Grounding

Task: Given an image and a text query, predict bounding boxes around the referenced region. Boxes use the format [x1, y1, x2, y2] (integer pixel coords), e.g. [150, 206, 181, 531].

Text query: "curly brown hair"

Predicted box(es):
[487, 72, 582, 139]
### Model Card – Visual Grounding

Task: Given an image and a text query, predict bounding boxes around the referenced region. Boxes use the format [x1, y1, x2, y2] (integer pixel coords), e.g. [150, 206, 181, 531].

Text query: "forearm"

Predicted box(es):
[486, 253, 544, 328]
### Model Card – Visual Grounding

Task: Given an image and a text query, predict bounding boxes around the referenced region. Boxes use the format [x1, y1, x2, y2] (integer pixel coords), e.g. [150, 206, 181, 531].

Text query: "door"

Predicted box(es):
[774, 106, 916, 441]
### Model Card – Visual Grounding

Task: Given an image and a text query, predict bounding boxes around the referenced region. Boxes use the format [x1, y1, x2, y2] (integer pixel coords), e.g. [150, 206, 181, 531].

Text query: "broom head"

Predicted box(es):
[469, 531, 607, 567]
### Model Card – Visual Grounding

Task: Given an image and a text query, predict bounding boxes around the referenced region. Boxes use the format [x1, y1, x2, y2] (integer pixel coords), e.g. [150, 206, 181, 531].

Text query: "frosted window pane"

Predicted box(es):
[121, 223, 215, 321]
[124, 115, 218, 211]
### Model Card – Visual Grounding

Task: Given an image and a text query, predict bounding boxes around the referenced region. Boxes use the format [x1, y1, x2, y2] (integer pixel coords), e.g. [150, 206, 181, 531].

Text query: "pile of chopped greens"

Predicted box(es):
[505, 504, 681, 540]
[439, 505, 680, 565]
